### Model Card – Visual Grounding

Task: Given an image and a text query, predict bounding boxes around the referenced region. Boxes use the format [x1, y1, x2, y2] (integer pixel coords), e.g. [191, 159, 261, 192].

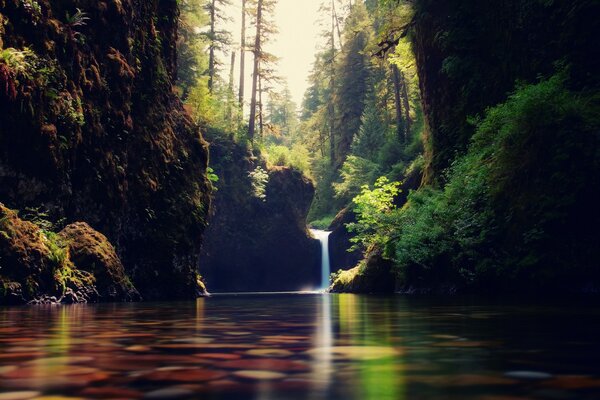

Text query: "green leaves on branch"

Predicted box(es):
[347, 177, 401, 251]
[248, 166, 269, 201]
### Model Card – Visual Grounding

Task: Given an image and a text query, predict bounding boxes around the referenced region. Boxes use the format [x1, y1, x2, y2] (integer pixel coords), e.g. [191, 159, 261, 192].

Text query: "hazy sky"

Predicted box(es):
[224, 0, 327, 108]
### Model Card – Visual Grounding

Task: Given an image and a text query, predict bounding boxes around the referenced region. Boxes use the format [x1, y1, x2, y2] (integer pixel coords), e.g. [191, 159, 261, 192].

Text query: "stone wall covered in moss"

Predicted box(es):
[0, 0, 211, 302]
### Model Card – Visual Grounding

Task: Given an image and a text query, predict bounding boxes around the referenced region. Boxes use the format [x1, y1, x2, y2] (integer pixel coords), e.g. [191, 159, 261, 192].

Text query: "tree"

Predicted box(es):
[204, 0, 232, 93]
[239, 0, 247, 106]
[334, 2, 371, 167]
[177, 0, 210, 100]
[266, 85, 298, 143]
[247, 0, 278, 143]
[351, 89, 387, 162]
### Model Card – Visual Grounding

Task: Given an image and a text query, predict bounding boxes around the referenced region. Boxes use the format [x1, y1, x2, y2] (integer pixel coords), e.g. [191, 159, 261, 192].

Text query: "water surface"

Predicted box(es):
[1, 294, 600, 399]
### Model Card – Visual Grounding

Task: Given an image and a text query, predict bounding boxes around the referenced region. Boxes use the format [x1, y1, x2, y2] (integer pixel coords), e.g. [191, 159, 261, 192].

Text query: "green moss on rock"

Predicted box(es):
[329, 247, 396, 294]
[0, 203, 139, 304]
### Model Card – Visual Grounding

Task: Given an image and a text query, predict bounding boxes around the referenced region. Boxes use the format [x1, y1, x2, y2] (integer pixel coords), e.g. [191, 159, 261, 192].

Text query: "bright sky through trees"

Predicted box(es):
[224, 0, 325, 107]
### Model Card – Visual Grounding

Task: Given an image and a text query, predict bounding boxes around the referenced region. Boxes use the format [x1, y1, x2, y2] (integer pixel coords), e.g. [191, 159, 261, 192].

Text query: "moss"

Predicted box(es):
[329, 248, 396, 294]
[58, 222, 140, 301]
[330, 266, 362, 288]
[1, 0, 211, 301]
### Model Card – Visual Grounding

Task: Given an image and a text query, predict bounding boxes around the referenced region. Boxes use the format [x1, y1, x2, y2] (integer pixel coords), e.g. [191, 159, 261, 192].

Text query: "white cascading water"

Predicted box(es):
[310, 229, 332, 290]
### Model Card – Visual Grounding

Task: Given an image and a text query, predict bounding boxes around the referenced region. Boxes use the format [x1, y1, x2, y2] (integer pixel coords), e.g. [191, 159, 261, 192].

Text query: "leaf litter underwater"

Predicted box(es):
[1, 294, 600, 399]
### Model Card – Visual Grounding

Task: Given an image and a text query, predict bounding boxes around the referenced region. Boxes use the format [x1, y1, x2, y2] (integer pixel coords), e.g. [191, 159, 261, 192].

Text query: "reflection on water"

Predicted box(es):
[1, 294, 600, 399]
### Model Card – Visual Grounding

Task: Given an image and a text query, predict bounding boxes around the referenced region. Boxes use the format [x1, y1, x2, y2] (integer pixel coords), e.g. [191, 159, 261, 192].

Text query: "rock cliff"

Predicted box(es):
[200, 135, 320, 292]
[0, 0, 211, 303]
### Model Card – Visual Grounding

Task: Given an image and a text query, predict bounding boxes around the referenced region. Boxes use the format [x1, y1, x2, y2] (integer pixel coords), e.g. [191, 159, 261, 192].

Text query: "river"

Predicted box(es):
[1, 294, 599, 399]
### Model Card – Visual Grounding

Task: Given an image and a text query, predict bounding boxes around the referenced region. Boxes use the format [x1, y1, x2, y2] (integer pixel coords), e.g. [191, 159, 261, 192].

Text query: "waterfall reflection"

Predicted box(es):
[310, 293, 334, 398]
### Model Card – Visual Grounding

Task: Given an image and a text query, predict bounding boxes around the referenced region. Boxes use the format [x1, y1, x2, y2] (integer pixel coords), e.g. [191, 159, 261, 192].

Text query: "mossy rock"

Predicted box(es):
[59, 222, 140, 302]
[0, 204, 54, 297]
[0, 203, 140, 304]
[329, 247, 396, 294]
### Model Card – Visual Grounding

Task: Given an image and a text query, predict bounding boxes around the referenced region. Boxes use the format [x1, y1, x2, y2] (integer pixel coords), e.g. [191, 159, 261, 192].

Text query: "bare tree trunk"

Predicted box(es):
[208, 0, 216, 92]
[248, 0, 262, 143]
[238, 0, 246, 106]
[332, 0, 343, 48]
[228, 51, 236, 137]
[399, 69, 411, 138]
[258, 74, 264, 140]
[391, 64, 405, 142]
[328, 2, 336, 166]
[319, 129, 325, 157]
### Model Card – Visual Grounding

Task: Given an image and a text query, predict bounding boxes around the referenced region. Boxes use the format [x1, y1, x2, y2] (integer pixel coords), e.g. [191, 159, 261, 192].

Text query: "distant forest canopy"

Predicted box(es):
[177, 0, 600, 293]
[176, 0, 422, 220]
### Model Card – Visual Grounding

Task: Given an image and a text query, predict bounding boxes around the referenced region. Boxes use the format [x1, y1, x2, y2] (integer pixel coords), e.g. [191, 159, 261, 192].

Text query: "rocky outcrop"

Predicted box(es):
[0, 0, 211, 300]
[329, 248, 395, 294]
[200, 136, 320, 292]
[59, 222, 140, 302]
[0, 204, 139, 304]
[328, 207, 361, 272]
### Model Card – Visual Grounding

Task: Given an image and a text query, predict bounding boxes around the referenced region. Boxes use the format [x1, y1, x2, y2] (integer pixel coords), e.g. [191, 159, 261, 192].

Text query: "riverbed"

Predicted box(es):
[1, 293, 599, 399]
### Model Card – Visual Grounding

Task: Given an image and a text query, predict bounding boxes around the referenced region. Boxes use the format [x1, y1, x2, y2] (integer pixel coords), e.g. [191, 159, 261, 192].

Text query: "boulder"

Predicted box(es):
[0, 203, 139, 304]
[329, 247, 396, 294]
[59, 222, 140, 302]
[328, 207, 362, 272]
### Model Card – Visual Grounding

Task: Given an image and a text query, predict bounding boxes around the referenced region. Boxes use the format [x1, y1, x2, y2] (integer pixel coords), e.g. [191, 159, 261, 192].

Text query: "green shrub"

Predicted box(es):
[349, 72, 600, 291]
[309, 215, 335, 230]
[248, 166, 269, 201]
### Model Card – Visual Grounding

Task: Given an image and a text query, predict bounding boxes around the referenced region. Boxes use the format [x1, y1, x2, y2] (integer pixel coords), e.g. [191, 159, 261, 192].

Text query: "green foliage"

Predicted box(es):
[351, 72, 600, 290]
[20, 207, 65, 232]
[333, 155, 380, 202]
[299, 0, 424, 221]
[19, 0, 42, 25]
[248, 166, 269, 201]
[309, 215, 335, 230]
[263, 143, 312, 177]
[42, 231, 69, 272]
[347, 177, 401, 251]
[207, 167, 219, 184]
[0, 47, 35, 78]
[65, 8, 89, 43]
[0, 215, 10, 240]
[351, 91, 388, 161]
[329, 267, 362, 287]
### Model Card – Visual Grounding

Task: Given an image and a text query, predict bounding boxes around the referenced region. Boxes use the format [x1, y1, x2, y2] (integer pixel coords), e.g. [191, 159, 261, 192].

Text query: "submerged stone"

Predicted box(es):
[505, 371, 554, 380]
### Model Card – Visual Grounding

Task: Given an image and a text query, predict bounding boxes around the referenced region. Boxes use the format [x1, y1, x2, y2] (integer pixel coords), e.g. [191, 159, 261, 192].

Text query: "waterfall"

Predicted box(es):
[310, 229, 332, 290]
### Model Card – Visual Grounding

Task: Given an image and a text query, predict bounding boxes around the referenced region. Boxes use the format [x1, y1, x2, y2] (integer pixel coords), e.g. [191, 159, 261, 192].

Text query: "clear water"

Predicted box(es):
[1, 294, 600, 399]
[310, 229, 331, 289]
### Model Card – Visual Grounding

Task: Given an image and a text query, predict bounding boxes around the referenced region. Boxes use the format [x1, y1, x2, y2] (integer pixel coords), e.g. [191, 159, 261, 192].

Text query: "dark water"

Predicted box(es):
[1, 294, 600, 400]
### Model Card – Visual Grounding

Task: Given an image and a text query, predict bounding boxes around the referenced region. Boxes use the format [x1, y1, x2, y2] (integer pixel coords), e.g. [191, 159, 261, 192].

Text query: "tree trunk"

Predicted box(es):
[391, 64, 405, 142]
[258, 74, 264, 140]
[248, 0, 262, 143]
[399, 69, 411, 138]
[208, 0, 216, 92]
[238, 0, 246, 106]
[328, 3, 336, 166]
[228, 51, 236, 137]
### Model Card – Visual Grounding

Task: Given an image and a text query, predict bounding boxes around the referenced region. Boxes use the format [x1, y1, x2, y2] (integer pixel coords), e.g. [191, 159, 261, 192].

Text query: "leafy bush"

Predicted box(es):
[347, 177, 401, 251]
[349, 72, 600, 291]
[264, 143, 313, 177]
[333, 155, 381, 202]
[248, 166, 269, 201]
[309, 215, 335, 230]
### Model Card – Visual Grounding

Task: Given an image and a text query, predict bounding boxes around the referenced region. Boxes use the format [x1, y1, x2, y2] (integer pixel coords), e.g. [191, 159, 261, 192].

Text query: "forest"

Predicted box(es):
[174, 0, 600, 295]
[0, 0, 599, 399]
